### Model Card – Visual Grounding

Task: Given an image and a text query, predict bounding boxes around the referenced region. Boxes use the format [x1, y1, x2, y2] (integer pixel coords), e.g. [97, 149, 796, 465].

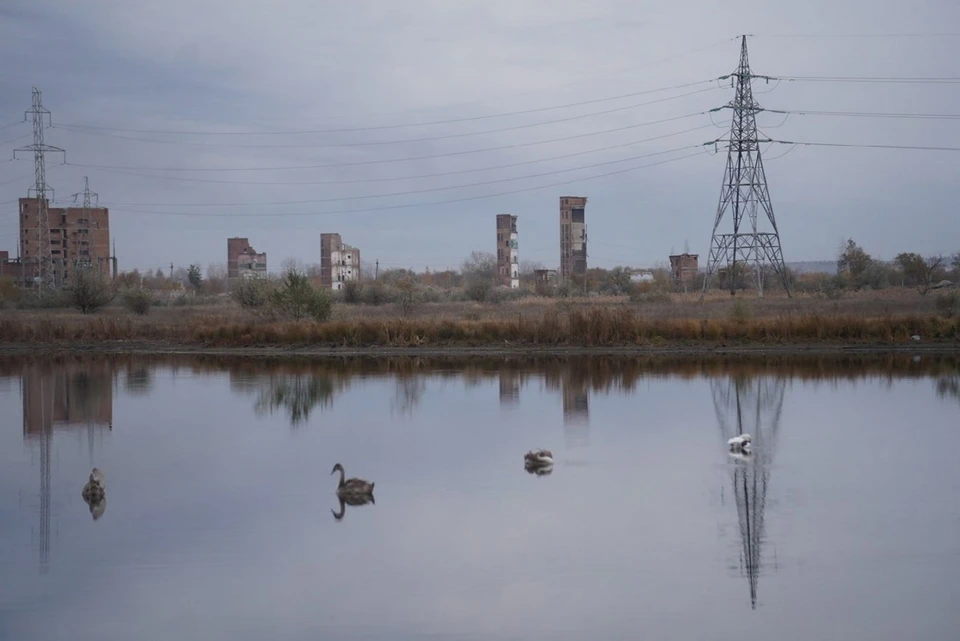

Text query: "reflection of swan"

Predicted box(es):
[727, 450, 753, 463]
[727, 434, 752, 452]
[331, 463, 375, 496]
[331, 492, 375, 521]
[84, 494, 106, 520]
[524, 450, 554, 476]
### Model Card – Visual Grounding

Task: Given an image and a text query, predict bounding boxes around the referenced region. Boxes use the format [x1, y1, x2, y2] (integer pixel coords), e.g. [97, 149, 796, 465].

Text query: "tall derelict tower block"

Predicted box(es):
[15, 88, 65, 294]
[702, 36, 789, 297]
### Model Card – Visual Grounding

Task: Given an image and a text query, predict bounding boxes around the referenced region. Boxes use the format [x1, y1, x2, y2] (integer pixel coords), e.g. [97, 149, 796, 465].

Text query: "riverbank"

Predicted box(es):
[1, 305, 957, 356]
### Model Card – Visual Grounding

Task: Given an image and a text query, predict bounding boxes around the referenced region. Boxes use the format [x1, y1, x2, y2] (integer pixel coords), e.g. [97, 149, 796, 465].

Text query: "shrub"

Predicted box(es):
[121, 288, 152, 315]
[935, 292, 958, 318]
[70, 269, 114, 314]
[730, 299, 752, 323]
[465, 278, 492, 302]
[0, 276, 20, 304]
[394, 278, 422, 316]
[362, 282, 390, 306]
[341, 281, 362, 304]
[269, 269, 332, 321]
[232, 277, 273, 309]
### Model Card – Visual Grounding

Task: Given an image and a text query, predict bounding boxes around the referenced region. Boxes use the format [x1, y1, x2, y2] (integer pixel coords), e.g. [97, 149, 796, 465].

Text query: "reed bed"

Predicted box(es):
[1, 308, 957, 348]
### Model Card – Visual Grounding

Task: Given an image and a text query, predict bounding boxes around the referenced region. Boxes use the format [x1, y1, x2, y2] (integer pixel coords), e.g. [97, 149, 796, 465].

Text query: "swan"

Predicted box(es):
[727, 434, 752, 452]
[524, 449, 554, 468]
[331, 463, 375, 496]
[81, 467, 106, 502]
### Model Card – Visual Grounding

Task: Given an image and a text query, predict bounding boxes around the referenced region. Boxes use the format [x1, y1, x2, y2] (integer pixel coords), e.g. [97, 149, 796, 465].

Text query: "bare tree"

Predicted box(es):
[895, 253, 945, 295]
[70, 268, 114, 313]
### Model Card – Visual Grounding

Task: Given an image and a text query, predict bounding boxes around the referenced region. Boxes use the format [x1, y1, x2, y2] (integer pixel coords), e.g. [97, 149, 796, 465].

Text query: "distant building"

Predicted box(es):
[320, 233, 360, 290]
[496, 214, 519, 288]
[18, 197, 112, 287]
[669, 253, 699, 283]
[559, 196, 587, 281]
[227, 237, 267, 279]
[534, 269, 558, 287]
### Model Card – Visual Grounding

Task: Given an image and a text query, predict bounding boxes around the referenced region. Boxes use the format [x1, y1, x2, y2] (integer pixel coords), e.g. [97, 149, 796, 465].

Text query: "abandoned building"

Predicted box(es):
[17, 197, 114, 288]
[559, 196, 587, 281]
[496, 214, 519, 288]
[320, 233, 360, 290]
[227, 237, 267, 279]
[669, 253, 699, 283]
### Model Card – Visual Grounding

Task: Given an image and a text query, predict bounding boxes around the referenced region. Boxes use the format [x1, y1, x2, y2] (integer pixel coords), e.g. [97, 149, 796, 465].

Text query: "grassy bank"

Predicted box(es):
[1, 306, 957, 349]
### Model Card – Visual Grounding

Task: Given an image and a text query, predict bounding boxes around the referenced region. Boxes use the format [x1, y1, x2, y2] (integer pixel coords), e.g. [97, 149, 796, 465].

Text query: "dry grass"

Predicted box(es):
[1, 304, 957, 348]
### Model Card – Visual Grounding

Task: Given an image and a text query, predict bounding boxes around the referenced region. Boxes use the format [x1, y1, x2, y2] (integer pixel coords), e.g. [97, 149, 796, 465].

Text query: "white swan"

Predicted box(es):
[727, 434, 752, 452]
[524, 449, 554, 468]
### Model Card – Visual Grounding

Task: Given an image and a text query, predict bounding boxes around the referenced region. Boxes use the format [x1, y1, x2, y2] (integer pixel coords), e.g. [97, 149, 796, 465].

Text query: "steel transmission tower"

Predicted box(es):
[14, 87, 65, 294]
[71, 177, 99, 272]
[702, 36, 789, 297]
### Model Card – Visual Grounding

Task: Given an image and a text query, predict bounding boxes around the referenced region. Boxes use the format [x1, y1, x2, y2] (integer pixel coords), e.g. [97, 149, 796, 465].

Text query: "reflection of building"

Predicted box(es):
[20, 363, 114, 573]
[498, 372, 521, 407]
[712, 376, 785, 609]
[496, 214, 519, 288]
[559, 196, 587, 281]
[23, 365, 114, 438]
[320, 233, 360, 290]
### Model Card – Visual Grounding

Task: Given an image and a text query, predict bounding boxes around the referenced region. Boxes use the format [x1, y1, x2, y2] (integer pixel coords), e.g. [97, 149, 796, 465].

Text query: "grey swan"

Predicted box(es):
[331, 463, 375, 496]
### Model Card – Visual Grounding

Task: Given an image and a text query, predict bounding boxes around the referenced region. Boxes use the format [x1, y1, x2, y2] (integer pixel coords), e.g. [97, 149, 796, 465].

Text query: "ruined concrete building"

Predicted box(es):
[496, 214, 519, 288]
[17, 197, 113, 287]
[320, 233, 360, 290]
[227, 237, 267, 279]
[669, 253, 699, 284]
[559, 196, 587, 281]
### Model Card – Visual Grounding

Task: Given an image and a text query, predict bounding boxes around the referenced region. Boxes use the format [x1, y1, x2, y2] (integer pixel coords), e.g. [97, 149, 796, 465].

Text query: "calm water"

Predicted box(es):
[1, 354, 959, 641]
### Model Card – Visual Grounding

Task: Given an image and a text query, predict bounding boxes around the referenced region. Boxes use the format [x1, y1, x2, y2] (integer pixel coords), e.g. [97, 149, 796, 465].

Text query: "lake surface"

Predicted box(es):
[1, 354, 958, 641]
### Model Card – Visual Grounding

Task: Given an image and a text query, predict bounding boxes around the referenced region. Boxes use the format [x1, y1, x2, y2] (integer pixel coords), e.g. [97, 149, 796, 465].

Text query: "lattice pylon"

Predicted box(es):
[702, 36, 790, 298]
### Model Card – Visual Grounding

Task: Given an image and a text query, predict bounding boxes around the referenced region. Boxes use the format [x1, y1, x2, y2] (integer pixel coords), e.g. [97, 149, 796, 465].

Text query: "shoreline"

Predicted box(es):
[1, 340, 958, 359]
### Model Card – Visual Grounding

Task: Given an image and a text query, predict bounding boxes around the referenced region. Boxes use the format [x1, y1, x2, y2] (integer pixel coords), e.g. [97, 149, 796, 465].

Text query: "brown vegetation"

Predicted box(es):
[0, 303, 956, 349]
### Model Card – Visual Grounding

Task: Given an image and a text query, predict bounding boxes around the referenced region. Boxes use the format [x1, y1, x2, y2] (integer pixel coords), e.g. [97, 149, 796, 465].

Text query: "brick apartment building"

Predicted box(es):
[559, 196, 587, 281]
[319, 233, 360, 290]
[496, 214, 519, 288]
[17, 197, 112, 287]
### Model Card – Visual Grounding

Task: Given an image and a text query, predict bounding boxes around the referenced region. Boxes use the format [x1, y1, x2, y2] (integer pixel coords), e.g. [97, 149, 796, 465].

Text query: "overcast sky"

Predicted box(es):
[1, 0, 958, 275]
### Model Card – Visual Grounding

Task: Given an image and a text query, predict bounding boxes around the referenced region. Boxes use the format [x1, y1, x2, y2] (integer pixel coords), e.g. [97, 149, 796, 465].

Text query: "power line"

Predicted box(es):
[106, 145, 698, 208]
[106, 150, 704, 219]
[67, 111, 710, 172]
[766, 108, 960, 120]
[57, 79, 720, 136]
[770, 139, 960, 152]
[775, 75, 960, 84]
[56, 87, 719, 149]
[87, 123, 715, 187]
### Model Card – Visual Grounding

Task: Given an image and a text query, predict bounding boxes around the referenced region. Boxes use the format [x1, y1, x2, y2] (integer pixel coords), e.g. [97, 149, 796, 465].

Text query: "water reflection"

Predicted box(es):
[713, 376, 784, 609]
[16, 362, 114, 572]
[331, 493, 376, 521]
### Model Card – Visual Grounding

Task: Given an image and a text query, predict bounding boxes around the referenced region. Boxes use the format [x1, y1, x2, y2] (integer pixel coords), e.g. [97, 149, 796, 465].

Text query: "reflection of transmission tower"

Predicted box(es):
[14, 87, 65, 294]
[712, 375, 785, 609]
[702, 36, 789, 298]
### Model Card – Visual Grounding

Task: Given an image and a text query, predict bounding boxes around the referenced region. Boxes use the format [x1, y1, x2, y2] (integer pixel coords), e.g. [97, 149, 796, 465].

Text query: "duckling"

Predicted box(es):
[331, 463, 375, 496]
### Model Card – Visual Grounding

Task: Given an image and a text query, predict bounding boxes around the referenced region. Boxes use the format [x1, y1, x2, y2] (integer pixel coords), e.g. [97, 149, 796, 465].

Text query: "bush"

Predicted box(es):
[341, 281, 362, 304]
[70, 269, 114, 314]
[0, 276, 21, 304]
[935, 292, 958, 318]
[121, 288, 152, 315]
[232, 277, 273, 309]
[394, 279, 422, 316]
[269, 269, 332, 321]
[362, 282, 390, 306]
[729, 299, 752, 323]
[465, 279, 492, 302]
